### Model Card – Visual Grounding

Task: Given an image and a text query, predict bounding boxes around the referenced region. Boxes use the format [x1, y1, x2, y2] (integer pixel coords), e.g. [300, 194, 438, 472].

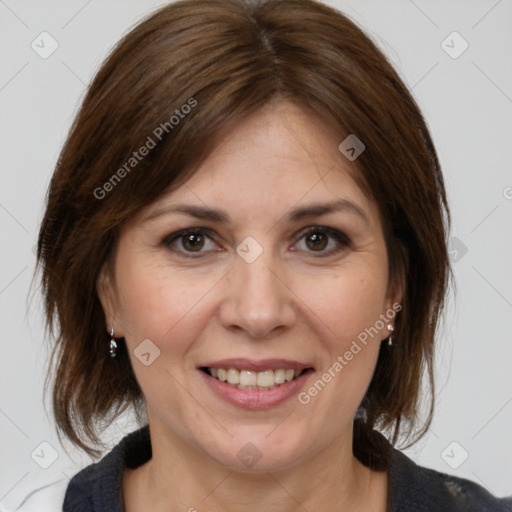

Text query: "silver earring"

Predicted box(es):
[387, 324, 394, 346]
[109, 326, 118, 358]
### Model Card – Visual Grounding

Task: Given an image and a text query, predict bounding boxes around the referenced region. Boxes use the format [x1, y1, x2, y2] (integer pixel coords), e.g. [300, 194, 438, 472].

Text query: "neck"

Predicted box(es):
[123, 423, 387, 512]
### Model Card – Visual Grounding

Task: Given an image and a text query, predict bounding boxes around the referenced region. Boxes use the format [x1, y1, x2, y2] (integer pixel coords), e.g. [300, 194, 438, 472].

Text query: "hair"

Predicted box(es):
[36, 0, 451, 466]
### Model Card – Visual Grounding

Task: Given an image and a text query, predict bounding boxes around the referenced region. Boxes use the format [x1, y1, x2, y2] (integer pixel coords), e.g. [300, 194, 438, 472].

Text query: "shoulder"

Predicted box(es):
[435, 471, 512, 512]
[388, 445, 512, 511]
[0, 479, 68, 512]
[416, 466, 512, 512]
[63, 426, 151, 511]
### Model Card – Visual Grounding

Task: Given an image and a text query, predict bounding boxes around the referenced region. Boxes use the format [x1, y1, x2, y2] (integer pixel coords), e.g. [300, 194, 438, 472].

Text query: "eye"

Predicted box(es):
[162, 226, 351, 258]
[162, 228, 219, 256]
[293, 227, 351, 256]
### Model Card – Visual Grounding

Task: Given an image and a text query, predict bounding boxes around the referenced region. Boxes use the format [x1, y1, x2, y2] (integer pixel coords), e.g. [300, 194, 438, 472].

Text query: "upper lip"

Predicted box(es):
[199, 358, 314, 372]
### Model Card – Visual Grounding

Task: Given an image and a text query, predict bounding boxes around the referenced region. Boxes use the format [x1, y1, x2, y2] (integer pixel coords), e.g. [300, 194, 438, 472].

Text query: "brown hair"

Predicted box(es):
[36, 0, 451, 465]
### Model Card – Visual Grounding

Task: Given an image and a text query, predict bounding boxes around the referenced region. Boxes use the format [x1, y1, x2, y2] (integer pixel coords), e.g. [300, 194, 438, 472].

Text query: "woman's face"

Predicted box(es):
[99, 101, 400, 472]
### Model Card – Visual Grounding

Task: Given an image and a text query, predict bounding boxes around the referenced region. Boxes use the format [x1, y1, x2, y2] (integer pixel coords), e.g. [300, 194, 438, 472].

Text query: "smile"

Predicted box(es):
[202, 367, 306, 390]
[198, 359, 315, 409]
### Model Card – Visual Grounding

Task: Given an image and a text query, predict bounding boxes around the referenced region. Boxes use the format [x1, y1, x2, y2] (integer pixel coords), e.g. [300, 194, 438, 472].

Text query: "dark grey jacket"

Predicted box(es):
[63, 426, 512, 511]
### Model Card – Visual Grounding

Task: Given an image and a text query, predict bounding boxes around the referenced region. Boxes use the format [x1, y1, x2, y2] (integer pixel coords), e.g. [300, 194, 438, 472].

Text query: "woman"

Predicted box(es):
[22, 0, 512, 510]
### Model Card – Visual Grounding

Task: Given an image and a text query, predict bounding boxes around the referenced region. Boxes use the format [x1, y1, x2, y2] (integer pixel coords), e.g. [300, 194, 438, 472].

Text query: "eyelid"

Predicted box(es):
[293, 225, 351, 245]
[162, 227, 216, 245]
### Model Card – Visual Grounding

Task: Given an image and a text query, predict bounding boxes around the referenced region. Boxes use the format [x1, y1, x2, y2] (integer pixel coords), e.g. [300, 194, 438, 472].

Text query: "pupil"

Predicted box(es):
[184, 234, 203, 251]
[307, 232, 327, 251]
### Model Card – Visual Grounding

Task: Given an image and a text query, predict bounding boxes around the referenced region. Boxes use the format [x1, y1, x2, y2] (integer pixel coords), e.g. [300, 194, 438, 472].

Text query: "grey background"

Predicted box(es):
[1, 0, 511, 507]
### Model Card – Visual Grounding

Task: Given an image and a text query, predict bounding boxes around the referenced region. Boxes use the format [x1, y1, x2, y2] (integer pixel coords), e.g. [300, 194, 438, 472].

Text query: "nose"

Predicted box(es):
[218, 252, 296, 339]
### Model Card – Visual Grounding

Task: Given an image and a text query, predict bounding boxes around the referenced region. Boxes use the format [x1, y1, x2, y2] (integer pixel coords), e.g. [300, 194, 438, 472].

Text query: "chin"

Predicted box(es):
[205, 427, 310, 473]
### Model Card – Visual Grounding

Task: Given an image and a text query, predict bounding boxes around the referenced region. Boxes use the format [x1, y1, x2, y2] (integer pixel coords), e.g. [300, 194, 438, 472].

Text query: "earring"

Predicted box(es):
[109, 326, 118, 358]
[387, 324, 394, 346]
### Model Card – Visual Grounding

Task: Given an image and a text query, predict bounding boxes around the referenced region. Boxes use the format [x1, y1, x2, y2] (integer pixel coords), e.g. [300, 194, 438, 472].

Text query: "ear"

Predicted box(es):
[385, 241, 407, 315]
[384, 267, 404, 332]
[96, 261, 124, 337]
[385, 275, 403, 312]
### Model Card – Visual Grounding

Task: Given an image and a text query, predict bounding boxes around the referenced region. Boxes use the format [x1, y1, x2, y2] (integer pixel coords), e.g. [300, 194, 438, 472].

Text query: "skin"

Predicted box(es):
[98, 101, 401, 512]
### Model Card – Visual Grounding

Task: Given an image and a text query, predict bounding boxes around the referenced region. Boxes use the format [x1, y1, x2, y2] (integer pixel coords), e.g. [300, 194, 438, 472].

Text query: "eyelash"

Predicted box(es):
[161, 226, 351, 259]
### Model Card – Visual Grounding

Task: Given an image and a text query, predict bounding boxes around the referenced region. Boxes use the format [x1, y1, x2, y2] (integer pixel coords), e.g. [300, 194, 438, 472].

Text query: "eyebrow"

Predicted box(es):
[142, 199, 370, 226]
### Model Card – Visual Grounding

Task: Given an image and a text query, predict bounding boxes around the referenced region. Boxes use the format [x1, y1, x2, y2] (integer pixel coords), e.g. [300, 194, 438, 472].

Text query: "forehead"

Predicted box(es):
[194, 102, 342, 178]
[130, 101, 381, 232]
[176, 104, 365, 195]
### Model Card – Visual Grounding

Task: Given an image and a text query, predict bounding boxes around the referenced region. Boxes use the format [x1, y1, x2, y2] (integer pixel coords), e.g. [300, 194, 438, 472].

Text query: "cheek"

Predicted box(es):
[291, 273, 386, 432]
[290, 262, 387, 405]
[114, 255, 219, 354]
[113, 258, 221, 416]
[295, 263, 389, 347]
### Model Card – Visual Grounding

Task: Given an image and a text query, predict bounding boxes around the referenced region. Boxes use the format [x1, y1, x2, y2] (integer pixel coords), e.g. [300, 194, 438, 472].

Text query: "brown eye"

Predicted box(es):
[305, 232, 328, 251]
[181, 233, 205, 252]
[162, 228, 219, 257]
[293, 227, 351, 256]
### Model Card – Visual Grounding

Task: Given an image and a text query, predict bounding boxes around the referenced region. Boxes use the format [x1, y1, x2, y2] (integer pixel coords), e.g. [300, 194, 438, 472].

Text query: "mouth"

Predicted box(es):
[198, 359, 315, 409]
[200, 367, 310, 390]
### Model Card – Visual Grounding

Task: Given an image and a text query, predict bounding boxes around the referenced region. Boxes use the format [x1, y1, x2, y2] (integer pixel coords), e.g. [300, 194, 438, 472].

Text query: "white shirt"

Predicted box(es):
[0, 479, 67, 512]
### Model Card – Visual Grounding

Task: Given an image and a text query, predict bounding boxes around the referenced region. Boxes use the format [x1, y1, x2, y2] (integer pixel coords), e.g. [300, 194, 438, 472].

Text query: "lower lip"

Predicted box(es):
[199, 370, 313, 410]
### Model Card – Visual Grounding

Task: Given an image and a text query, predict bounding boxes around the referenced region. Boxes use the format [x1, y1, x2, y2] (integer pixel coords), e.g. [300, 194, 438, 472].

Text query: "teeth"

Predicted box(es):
[256, 370, 274, 387]
[274, 369, 286, 384]
[240, 370, 257, 386]
[207, 367, 304, 389]
[227, 368, 239, 385]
